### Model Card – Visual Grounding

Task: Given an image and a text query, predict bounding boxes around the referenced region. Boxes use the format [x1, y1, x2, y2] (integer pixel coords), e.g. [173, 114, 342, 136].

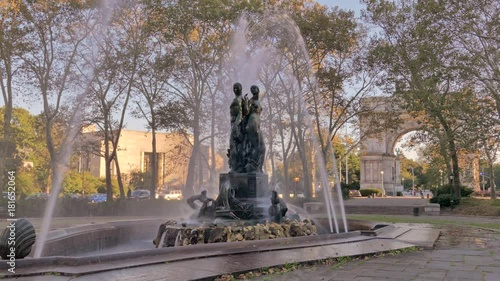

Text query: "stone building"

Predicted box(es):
[77, 128, 224, 192]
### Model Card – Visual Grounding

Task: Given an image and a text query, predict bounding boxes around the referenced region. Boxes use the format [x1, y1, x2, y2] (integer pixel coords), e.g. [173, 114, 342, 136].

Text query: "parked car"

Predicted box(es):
[65, 193, 82, 199]
[129, 189, 151, 201]
[87, 193, 107, 203]
[25, 193, 49, 200]
[162, 190, 183, 200]
[349, 190, 362, 197]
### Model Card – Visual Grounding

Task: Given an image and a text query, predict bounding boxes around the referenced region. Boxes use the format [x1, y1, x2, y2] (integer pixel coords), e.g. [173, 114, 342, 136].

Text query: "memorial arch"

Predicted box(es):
[358, 97, 479, 195]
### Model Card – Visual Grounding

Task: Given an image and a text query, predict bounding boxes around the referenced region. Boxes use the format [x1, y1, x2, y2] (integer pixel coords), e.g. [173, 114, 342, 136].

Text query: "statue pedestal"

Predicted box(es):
[215, 173, 269, 220]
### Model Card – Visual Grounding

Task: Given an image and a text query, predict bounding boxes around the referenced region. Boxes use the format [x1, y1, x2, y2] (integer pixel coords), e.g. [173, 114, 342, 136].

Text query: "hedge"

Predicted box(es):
[430, 194, 461, 208]
[435, 184, 473, 197]
[360, 188, 382, 197]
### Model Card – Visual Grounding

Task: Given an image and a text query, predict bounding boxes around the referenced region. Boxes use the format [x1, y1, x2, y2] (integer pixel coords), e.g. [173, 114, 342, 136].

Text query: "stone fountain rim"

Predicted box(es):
[7, 228, 375, 270]
[0, 219, 412, 279]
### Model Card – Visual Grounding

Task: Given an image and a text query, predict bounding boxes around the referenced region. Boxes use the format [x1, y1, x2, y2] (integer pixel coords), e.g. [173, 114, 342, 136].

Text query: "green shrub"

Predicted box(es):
[341, 187, 350, 199]
[396, 191, 403, 196]
[435, 184, 474, 197]
[360, 188, 382, 197]
[430, 194, 461, 208]
[461, 187, 474, 197]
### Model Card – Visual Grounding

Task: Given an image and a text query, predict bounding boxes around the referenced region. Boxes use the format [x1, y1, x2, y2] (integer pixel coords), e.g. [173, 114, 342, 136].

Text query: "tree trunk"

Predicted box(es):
[151, 124, 158, 198]
[0, 105, 13, 186]
[50, 161, 59, 196]
[114, 154, 125, 200]
[296, 130, 312, 200]
[185, 144, 198, 196]
[104, 129, 113, 200]
[441, 119, 461, 197]
[488, 160, 496, 200]
[185, 115, 200, 196]
[0, 54, 14, 188]
[44, 114, 57, 195]
[209, 92, 216, 194]
[283, 160, 289, 197]
[198, 150, 204, 191]
[448, 138, 461, 197]
[115, 151, 125, 200]
[292, 94, 311, 199]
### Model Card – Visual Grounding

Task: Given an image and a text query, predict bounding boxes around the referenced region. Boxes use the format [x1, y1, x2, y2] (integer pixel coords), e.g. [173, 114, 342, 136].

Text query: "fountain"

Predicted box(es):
[0, 7, 441, 281]
[150, 12, 350, 243]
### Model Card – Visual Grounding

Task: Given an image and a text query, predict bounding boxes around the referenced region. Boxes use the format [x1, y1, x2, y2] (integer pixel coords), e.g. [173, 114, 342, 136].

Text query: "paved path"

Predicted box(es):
[249, 225, 500, 281]
[348, 214, 500, 225]
[344, 198, 429, 206]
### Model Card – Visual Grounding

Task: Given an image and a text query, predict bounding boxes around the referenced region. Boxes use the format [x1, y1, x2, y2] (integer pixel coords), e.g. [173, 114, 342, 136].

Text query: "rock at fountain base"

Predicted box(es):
[156, 219, 317, 247]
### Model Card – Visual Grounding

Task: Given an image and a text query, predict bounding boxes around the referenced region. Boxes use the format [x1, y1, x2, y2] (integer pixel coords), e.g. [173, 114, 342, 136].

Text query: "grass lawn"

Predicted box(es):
[345, 197, 500, 230]
[346, 214, 500, 230]
[449, 197, 500, 216]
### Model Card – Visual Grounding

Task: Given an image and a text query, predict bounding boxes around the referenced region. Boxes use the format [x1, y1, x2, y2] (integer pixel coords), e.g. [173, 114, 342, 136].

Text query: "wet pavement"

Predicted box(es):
[249, 225, 500, 281]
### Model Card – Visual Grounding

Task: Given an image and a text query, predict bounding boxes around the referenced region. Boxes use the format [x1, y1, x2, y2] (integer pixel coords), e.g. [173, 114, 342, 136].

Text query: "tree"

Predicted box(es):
[83, 1, 145, 200]
[0, 0, 30, 186]
[133, 38, 174, 197]
[0, 107, 59, 196]
[439, 1, 500, 199]
[467, 95, 499, 199]
[18, 0, 96, 195]
[152, 0, 248, 195]
[363, 0, 478, 196]
[442, 1, 500, 119]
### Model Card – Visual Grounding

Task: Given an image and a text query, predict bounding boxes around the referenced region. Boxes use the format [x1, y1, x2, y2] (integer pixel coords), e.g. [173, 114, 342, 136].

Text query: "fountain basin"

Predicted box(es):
[0, 218, 441, 280]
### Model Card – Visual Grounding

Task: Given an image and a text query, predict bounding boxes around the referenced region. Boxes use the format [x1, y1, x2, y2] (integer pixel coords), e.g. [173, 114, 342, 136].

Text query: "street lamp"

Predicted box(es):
[294, 177, 300, 198]
[381, 171, 384, 196]
[411, 167, 415, 191]
[439, 169, 443, 187]
[481, 167, 485, 193]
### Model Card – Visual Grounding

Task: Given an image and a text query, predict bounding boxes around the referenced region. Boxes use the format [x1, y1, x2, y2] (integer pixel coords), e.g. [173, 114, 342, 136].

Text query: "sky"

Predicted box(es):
[318, 0, 365, 16]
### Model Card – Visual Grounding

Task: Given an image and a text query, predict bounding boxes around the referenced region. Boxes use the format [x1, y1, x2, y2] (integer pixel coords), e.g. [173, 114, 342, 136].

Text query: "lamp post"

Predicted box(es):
[411, 167, 415, 191]
[381, 171, 384, 196]
[346, 153, 348, 185]
[294, 177, 300, 198]
[439, 169, 443, 187]
[481, 167, 485, 193]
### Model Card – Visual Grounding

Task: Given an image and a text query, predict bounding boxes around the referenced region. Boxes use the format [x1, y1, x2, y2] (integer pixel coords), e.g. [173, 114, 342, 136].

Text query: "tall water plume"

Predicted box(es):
[222, 12, 348, 232]
[34, 0, 121, 258]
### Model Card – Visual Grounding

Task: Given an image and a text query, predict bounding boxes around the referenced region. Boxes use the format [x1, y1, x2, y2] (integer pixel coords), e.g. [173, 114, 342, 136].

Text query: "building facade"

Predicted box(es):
[78, 129, 223, 192]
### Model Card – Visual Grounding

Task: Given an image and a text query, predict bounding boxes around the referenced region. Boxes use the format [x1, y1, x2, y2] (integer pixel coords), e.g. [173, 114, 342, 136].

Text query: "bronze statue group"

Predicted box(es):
[228, 83, 266, 174]
[180, 82, 286, 223]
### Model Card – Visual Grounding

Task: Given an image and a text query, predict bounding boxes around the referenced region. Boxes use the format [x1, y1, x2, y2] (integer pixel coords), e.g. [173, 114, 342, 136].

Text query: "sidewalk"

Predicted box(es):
[250, 225, 500, 281]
